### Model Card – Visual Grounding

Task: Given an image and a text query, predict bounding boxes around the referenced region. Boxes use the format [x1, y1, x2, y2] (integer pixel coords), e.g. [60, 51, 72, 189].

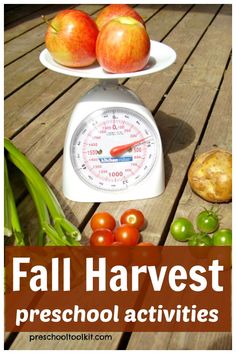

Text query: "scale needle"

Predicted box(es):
[110, 136, 151, 157]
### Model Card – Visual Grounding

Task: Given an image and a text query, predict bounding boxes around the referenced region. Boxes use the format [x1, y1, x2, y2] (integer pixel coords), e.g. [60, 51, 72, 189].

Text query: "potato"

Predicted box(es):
[188, 149, 232, 203]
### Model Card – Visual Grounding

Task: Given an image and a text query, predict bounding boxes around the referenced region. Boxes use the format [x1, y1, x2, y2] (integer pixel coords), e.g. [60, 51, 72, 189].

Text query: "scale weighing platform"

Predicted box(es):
[40, 40, 176, 202]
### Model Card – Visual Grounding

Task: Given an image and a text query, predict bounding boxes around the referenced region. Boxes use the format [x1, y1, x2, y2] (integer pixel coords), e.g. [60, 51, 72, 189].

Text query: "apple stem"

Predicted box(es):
[41, 15, 58, 32]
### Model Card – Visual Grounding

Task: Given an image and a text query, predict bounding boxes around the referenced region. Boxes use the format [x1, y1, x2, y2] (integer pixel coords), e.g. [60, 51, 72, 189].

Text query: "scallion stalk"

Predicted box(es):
[4, 138, 81, 246]
[24, 178, 62, 246]
[4, 157, 12, 237]
[4, 157, 25, 245]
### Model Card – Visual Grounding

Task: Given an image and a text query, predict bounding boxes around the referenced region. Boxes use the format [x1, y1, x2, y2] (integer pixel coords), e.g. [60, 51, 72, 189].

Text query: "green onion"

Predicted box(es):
[4, 138, 81, 246]
[24, 178, 59, 246]
[4, 157, 12, 237]
[4, 157, 25, 245]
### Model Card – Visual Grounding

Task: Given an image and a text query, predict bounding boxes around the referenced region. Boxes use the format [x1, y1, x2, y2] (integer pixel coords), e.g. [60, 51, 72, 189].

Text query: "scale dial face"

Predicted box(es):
[70, 107, 159, 191]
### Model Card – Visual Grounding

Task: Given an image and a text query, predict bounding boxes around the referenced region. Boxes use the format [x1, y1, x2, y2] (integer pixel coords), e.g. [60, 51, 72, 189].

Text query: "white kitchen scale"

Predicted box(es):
[40, 40, 176, 202]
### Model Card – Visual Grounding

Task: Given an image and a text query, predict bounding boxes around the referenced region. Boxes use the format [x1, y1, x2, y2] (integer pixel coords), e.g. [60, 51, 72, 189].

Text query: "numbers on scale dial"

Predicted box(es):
[70, 108, 159, 191]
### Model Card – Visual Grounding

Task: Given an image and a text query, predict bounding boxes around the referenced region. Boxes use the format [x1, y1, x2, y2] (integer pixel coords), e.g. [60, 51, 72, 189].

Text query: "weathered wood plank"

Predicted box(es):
[144, 3, 191, 40]
[4, 45, 46, 97]
[10, 332, 121, 350]
[127, 331, 231, 350]
[168, 332, 231, 350]
[127, 3, 221, 112]
[127, 57, 232, 352]
[11, 79, 97, 165]
[134, 3, 164, 19]
[4, 4, 47, 26]
[5, 71, 78, 138]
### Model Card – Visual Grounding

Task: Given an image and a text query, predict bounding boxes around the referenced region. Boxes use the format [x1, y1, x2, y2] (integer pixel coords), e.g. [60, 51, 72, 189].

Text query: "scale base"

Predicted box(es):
[64, 158, 165, 202]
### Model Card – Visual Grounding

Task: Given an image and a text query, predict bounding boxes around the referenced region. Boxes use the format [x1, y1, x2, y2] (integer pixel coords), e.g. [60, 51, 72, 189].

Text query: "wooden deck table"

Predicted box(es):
[4, 4, 232, 350]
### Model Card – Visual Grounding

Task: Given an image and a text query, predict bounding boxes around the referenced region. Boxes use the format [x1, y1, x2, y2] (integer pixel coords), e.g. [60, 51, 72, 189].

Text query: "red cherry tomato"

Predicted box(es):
[90, 212, 116, 231]
[90, 228, 114, 246]
[114, 224, 140, 246]
[120, 209, 145, 230]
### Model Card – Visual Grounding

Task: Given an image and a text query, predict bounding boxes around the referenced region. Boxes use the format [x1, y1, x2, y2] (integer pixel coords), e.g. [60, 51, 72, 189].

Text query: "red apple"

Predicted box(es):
[95, 4, 145, 31]
[44, 9, 99, 68]
[96, 16, 150, 74]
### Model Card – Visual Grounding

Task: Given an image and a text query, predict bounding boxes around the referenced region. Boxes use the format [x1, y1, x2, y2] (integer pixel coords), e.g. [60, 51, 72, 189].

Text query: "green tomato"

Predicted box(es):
[196, 209, 219, 233]
[170, 217, 195, 242]
[188, 233, 213, 247]
[212, 229, 232, 246]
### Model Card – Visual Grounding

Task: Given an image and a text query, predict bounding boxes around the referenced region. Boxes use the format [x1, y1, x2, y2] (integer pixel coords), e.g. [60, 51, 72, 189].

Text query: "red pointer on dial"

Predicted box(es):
[110, 137, 151, 157]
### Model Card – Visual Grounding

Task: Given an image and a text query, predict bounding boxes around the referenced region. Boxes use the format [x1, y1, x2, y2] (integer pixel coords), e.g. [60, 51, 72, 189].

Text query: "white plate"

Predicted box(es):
[39, 40, 176, 79]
